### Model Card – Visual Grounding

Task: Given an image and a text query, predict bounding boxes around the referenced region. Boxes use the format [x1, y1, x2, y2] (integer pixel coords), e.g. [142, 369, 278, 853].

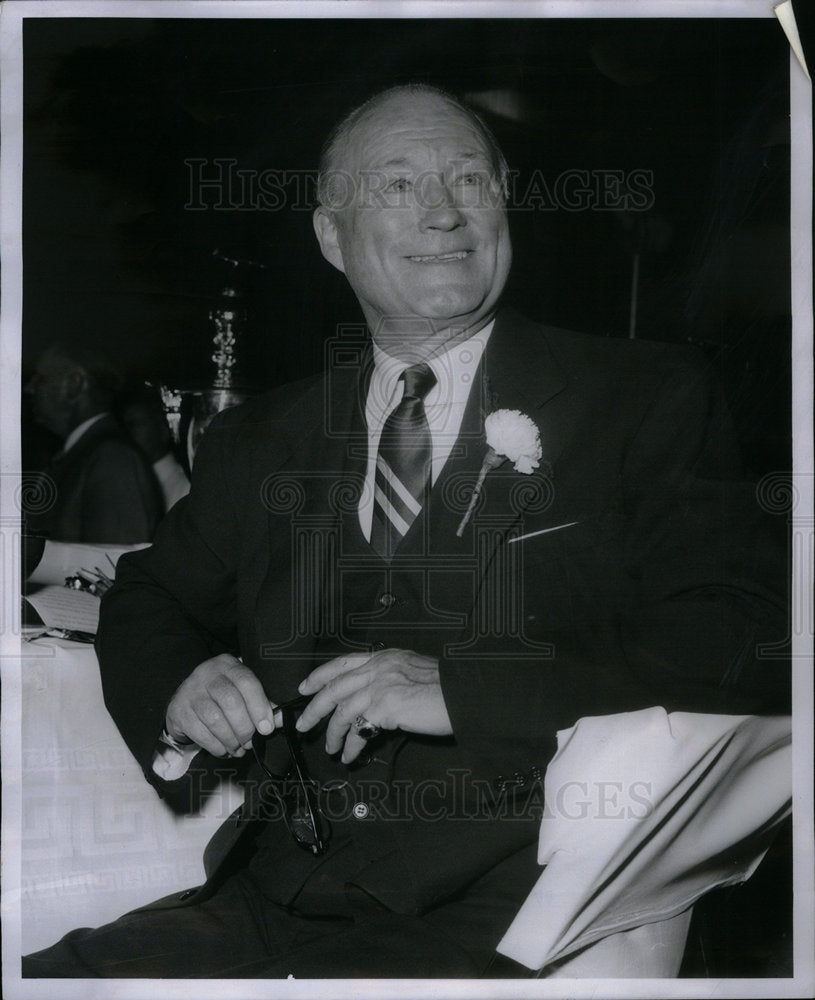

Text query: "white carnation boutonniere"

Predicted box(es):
[456, 409, 542, 537]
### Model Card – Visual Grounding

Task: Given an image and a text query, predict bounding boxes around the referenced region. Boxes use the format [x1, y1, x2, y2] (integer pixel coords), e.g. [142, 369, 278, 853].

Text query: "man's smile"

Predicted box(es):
[405, 250, 473, 263]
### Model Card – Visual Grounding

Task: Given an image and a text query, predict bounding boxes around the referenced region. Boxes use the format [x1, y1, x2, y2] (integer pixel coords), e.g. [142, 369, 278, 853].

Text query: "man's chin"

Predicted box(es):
[412, 295, 494, 332]
[364, 289, 501, 349]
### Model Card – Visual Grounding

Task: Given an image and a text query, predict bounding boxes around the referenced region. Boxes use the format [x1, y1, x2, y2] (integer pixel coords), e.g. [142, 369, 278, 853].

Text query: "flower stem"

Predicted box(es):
[455, 448, 506, 537]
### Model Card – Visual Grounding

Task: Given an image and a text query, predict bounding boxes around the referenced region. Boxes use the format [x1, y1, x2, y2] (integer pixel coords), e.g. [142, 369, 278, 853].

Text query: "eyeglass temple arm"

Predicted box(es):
[271, 693, 310, 721]
[280, 706, 314, 786]
[251, 694, 310, 772]
[279, 702, 328, 852]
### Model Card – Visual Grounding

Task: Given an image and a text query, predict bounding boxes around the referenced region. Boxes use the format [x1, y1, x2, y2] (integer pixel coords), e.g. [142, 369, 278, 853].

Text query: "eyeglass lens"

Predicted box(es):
[252, 696, 331, 856]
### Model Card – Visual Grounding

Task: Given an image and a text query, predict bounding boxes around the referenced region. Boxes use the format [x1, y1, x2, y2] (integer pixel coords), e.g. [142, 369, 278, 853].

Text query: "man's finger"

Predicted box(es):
[175, 710, 230, 758]
[323, 691, 369, 754]
[296, 669, 369, 733]
[340, 730, 370, 765]
[298, 652, 372, 696]
[205, 684, 256, 748]
[191, 693, 246, 753]
[222, 662, 276, 735]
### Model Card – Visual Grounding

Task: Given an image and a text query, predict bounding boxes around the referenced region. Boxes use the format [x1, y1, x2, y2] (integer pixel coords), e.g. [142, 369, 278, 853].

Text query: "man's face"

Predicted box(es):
[314, 92, 512, 357]
[25, 351, 78, 439]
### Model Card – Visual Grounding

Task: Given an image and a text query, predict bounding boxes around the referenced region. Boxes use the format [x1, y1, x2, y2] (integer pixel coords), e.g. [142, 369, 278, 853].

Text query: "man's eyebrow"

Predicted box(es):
[367, 151, 492, 171]
[369, 156, 412, 170]
[452, 151, 491, 162]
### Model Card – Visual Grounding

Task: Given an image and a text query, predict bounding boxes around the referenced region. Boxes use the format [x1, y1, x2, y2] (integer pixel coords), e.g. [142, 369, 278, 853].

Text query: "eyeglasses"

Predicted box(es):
[251, 695, 332, 856]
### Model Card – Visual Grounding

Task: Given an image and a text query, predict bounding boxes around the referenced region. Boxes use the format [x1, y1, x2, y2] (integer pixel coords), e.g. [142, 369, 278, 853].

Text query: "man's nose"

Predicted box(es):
[417, 176, 465, 232]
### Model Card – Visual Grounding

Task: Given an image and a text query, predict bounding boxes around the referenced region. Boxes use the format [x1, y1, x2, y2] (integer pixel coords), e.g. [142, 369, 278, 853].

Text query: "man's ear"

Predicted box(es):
[61, 367, 87, 403]
[313, 207, 346, 274]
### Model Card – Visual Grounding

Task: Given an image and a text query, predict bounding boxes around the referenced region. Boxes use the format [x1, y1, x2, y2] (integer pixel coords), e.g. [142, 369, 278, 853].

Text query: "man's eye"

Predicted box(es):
[454, 173, 484, 186]
[385, 178, 412, 193]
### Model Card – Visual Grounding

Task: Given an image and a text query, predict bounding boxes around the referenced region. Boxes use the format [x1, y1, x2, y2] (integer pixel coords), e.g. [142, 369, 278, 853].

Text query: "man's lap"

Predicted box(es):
[22, 840, 540, 978]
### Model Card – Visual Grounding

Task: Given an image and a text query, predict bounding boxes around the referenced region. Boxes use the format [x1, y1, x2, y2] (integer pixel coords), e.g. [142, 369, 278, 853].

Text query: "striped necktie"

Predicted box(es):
[370, 362, 437, 560]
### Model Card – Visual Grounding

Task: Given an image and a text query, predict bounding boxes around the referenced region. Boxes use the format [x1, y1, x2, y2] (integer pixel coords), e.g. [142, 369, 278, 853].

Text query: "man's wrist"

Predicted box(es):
[159, 728, 194, 752]
[153, 729, 201, 781]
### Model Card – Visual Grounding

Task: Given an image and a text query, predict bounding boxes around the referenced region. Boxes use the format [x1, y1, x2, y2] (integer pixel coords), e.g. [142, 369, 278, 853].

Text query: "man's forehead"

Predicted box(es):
[38, 350, 76, 377]
[348, 96, 490, 166]
[38, 351, 65, 372]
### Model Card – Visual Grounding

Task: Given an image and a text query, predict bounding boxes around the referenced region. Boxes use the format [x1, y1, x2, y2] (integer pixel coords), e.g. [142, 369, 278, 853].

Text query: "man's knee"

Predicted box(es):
[22, 927, 100, 978]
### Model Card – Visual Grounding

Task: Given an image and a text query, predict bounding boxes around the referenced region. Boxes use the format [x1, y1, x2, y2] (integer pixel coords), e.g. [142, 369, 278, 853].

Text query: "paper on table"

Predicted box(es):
[27, 540, 150, 587]
[25, 585, 101, 634]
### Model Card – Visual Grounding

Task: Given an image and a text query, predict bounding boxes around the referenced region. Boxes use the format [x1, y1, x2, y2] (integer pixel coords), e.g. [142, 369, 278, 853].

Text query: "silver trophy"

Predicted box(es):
[161, 250, 262, 469]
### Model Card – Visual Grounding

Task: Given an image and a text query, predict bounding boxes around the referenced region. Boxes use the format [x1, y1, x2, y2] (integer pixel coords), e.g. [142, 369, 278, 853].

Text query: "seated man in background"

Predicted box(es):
[24, 344, 162, 544]
[118, 381, 190, 513]
[23, 84, 789, 979]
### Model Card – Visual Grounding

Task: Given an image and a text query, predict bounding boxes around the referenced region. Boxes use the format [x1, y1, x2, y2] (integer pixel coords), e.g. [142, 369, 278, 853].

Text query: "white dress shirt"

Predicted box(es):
[358, 320, 493, 540]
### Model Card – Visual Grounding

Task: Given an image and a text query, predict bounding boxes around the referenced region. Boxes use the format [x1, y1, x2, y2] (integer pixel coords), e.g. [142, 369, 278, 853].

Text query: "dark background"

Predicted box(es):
[22, 15, 792, 476]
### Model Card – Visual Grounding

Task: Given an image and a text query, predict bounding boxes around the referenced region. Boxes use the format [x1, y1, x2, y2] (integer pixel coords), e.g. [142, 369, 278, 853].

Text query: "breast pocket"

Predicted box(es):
[511, 508, 627, 635]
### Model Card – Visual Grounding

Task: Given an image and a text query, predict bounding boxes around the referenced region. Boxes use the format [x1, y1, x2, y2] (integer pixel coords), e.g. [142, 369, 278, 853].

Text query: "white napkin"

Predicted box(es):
[497, 709, 792, 971]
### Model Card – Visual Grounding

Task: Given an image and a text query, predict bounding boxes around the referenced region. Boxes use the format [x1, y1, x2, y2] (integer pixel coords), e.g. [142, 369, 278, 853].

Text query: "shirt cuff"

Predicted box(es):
[152, 730, 201, 781]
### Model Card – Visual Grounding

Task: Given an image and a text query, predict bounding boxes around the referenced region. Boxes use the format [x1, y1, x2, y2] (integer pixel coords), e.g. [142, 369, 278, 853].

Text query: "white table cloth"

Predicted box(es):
[19, 638, 244, 954]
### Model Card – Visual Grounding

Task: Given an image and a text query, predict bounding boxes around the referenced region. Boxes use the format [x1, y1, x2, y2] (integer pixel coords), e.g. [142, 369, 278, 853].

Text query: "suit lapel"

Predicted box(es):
[475, 309, 569, 533]
[252, 353, 371, 684]
[385, 310, 572, 639]
[420, 309, 570, 551]
[47, 414, 120, 479]
[482, 307, 569, 452]
[434, 309, 572, 656]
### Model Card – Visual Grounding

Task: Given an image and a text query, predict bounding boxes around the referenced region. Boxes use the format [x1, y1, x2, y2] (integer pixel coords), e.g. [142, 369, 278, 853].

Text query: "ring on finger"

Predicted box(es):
[353, 715, 382, 741]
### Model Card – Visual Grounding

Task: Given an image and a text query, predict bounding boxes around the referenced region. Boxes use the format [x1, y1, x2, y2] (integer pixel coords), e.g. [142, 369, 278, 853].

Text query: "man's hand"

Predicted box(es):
[165, 654, 275, 758]
[295, 649, 452, 764]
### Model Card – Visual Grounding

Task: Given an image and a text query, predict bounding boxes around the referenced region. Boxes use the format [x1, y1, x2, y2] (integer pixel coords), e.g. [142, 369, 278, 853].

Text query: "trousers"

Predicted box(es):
[22, 833, 540, 978]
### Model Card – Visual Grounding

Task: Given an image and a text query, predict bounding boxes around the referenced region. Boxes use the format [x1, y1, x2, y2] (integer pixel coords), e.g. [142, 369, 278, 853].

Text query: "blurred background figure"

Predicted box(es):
[118, 382, 190, 513]
[24, 344, 162, 544]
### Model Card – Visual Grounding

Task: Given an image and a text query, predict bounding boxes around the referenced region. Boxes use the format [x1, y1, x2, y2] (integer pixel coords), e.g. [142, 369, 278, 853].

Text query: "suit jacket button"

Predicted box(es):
[378, 591, 397, 608]
[352, 802, 369, 819]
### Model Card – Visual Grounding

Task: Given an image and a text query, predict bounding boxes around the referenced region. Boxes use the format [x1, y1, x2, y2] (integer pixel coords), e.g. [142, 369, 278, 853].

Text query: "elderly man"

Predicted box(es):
[24, 344, 162, 544]
[23, 84, 787, 978]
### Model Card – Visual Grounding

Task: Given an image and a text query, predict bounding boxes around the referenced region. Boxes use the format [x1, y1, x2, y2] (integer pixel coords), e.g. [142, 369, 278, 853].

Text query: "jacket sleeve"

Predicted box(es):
[95, 410, 243, 792]
[439, 353, 789, 743]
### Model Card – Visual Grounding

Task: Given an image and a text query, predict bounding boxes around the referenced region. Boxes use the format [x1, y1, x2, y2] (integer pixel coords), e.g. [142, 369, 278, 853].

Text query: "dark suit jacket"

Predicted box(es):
[27, 413, 163, 544]
[97, 310, 789, 915]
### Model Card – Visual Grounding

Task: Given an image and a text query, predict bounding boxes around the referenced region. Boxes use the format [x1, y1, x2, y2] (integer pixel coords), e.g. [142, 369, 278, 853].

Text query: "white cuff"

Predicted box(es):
[152, 730, 201, 781]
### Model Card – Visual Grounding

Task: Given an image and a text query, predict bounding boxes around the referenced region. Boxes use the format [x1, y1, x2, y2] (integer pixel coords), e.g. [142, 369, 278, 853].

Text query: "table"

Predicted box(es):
[19, 638, 244, 955]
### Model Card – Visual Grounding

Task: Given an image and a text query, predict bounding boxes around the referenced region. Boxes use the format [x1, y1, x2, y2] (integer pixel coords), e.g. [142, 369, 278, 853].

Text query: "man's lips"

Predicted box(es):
[405, 250, 473, 263]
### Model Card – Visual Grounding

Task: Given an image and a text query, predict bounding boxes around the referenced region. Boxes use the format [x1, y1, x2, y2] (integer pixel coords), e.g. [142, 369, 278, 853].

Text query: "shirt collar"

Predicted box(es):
[370, 319, 494, 414]
[61, 412, 108, 455]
